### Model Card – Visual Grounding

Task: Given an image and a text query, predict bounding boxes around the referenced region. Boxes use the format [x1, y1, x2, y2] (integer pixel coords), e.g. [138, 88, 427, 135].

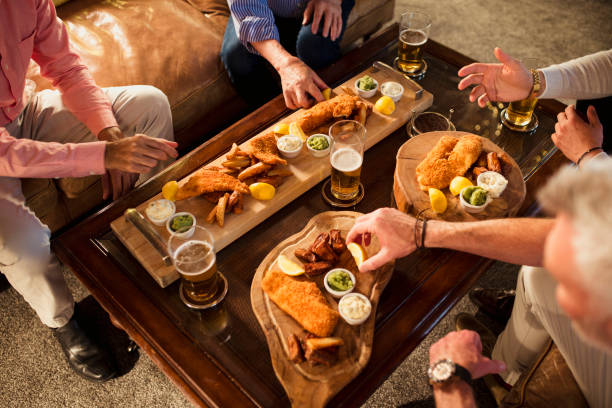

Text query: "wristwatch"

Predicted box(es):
[528, 68, 541, 98]
[428, 359, 473, 386]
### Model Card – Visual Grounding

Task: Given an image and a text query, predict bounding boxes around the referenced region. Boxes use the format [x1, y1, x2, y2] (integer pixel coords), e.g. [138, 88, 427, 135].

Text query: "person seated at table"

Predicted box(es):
[457, 48, 612, 163]
[1, 0, 178, 382]
[221, 0, 354, 109]
[346, 158, 612, 407]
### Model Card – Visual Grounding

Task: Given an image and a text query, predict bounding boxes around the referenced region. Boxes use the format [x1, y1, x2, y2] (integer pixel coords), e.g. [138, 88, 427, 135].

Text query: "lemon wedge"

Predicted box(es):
[273, 123, 290, 135]
[277, 254, 305, 276]
[249, 182, 276, 200]
[429, 188, 447, 213]
[347, 242, 368, 267]
[289, 122, 308, 142]
[449, 176, 473, 196]
[374, 96, 395, 115]
[161, 180, 179, 201]
[322, 88, 332, 100]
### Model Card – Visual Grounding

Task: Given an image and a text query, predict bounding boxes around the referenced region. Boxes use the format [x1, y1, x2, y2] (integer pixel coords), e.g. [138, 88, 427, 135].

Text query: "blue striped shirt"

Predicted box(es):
[228, 0, 308, 52]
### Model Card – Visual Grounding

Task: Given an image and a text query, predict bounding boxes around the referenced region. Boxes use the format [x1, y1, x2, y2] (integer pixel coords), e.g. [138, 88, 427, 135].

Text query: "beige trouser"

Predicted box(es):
[492, 266, 612, 408]
[0, 85, 174, 328]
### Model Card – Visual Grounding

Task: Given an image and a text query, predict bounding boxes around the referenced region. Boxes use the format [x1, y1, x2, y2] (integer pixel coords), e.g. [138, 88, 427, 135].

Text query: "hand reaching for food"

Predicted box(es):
[278, 56, 328, 109]
[346, 208, 417, 272]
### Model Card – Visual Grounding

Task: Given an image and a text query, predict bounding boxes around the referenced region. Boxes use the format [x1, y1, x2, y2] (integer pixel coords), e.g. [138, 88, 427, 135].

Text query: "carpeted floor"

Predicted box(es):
[1, 1, 610, 407]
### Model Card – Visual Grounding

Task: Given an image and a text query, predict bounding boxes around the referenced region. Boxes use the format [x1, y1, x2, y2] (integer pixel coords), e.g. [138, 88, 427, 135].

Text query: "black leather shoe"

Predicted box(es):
[53, 317, 116, 382]
[469, 287, 515, 324]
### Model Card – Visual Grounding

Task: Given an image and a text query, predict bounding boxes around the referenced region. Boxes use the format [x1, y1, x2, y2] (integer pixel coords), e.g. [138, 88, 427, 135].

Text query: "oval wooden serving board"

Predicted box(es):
[394, 131, 526, 221]
[251, 211, 394, 407]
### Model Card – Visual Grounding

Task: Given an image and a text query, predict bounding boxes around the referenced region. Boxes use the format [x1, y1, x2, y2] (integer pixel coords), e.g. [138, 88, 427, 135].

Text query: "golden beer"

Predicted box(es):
[505, 96, 538, 127]
[330, 147, 363, 200]
[175, 240, 218, 303]
[397, 29, 428, 73]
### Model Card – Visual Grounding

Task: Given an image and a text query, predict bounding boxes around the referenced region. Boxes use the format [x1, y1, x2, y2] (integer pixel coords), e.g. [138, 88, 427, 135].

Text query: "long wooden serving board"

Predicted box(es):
[394, 131, 526, 221]
[111, 68, 432, 287]
[251, 211, 394, 408]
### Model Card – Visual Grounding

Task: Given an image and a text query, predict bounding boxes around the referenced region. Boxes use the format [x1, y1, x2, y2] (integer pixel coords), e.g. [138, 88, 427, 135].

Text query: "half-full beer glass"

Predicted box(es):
[169, 225, 223, 307]
[329, 120, 365, 200]
[501, 58, 541, 132]
[398, 11, 431, 76]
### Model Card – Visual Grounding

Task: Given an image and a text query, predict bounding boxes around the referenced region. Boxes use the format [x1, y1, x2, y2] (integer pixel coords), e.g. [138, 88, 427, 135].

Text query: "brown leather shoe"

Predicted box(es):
[469, 287, 515, 324]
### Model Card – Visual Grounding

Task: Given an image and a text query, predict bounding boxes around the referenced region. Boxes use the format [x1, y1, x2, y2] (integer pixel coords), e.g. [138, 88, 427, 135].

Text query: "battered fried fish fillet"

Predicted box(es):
[244, 132, 287, 166]
[262, 269, 339, 337]
[297, 94, 362, 132]
[416, 135, 483, 190]
[176, 169, 249, 200]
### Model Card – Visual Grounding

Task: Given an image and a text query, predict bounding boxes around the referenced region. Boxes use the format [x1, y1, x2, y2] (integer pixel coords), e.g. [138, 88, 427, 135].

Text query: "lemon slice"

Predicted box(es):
[373, 96, 395, 115]
[273, 123, 290, 135]
[161, 180, 179, 201]
[289, 122, 308, 142]
[449, 176, 473, 196]
[322, 88, 332, 100]
[347, 242, 368, 267]
[249, 182, 276, 200]
[277, 254, 305, 276]
[429, 188, 447, 213]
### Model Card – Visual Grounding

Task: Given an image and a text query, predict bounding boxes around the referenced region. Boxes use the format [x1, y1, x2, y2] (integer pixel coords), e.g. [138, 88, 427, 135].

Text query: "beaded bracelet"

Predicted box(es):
[414, 209, 429, 249]
[576, 146, 603, 166]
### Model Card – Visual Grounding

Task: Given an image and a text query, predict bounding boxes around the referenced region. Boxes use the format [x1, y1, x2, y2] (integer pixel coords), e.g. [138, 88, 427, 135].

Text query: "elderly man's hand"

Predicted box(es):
[303, 0, 343, 41]
[278, 56, 327, 109]
[429, 330, 506, 379]
[458, 48, 532, 107]
[345, 208, 417, 272]
[552, 105, 603, 165]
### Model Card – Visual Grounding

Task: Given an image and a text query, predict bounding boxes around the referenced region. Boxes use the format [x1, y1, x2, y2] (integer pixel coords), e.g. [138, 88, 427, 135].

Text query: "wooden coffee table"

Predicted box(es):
[52, 25, 568, 407]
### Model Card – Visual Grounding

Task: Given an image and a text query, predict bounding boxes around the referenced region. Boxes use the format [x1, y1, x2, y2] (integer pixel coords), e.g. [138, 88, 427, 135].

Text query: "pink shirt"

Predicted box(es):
[0, 0, 117, 178]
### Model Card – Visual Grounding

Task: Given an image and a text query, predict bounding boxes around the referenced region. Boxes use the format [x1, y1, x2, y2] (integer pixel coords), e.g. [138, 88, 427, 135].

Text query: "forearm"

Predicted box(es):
[252, 39, 295, 72]
[433, 381, 476, 408]
[425, 218, 554, 266]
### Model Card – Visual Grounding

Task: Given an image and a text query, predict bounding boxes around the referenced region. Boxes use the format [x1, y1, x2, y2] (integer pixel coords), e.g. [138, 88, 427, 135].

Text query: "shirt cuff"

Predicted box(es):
[86, 111, 119, 138]
[238, 17, 281, 53]
[71, 141, 107, 176]
[539, 67, 562, 99]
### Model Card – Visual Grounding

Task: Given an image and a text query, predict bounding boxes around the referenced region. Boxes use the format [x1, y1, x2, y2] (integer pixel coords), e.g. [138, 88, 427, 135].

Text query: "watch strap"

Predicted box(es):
[529, 68, 541, 98]
[454, 363, 473, 385]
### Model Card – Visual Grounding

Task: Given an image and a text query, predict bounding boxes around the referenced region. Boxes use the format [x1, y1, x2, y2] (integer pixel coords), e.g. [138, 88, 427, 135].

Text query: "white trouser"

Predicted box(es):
[0, 85, 174, 328]
[492, 266, 612, 408]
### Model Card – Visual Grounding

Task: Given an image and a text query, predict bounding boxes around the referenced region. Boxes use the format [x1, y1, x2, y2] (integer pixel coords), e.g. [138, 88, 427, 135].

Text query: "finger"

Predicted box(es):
[473, 357, 506, 379]
[311, 71, 328, 90]
[302, 2, 313, 25]
[132, 154, 158, 169]
[346, 221, 372, 244]
[557, 112, 567, 122]
[128, 164, 153, 174]
[312, 6, 323, 35]
[142, 137, 178, 158]
[295, 88, 311, 108]
[283, 89, 296, 110]
[587, 105, 602, 127]
[363, 232, 371, 246]
[477, 94, 490, 108]
[121, 172, 134, 196]
[493, 47, 522, 70]
[469, 85, 486, 103]
[101, 172, 110, 200]
[554, 122, 561, 134]
[458, 63, 491, 77]
[565, 105, 577, 120]
[458, 74, 484, 90]
[308, 81, 324, 102]
[359, 249, 390, 273]
[331, 15, 340, 41]
[111, 170, 122, 201]
[322, 12, 333, 38]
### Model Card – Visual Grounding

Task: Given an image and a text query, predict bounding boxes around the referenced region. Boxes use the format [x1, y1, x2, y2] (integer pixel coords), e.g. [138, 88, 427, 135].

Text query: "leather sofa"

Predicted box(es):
[23, 0, 395, 232]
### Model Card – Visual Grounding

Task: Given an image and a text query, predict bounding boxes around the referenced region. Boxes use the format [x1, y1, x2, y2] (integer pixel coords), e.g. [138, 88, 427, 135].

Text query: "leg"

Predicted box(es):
[296, 0, 355, 69]
[220, 18, 281, 106]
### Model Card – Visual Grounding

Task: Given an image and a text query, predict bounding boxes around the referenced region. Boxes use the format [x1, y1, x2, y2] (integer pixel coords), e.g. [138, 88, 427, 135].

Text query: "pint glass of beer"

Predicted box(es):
[501, 58, 541, 131]
[169, 225, 220, 305]
[329, 120, 365, 200]
[398, 11, 431, 75]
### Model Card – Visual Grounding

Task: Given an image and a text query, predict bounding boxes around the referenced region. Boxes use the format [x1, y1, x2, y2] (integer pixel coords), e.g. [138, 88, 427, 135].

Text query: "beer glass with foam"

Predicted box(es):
[329, 120, 365, 200]
[169, 225, 220, 305]
[398, 11, 431, 75]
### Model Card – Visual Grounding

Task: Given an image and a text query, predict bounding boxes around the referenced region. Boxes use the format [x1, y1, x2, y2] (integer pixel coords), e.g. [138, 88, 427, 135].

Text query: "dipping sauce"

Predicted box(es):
[477, 171, 508, 198]
[277, 135, 302, 151]
[327, 269, 354, 291]
[339, 293, 371, 321]
[381, 81, 403, 102]
[462, 186, 488, 206]
[170, 214, 194, 232]
[307, 135, 329, 151]
[357, 75, 376, 91]
[145, 199, 175, 225]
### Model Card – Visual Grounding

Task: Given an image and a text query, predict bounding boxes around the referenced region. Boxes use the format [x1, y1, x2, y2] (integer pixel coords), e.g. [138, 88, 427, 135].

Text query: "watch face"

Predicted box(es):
[428, 359, 455, 382]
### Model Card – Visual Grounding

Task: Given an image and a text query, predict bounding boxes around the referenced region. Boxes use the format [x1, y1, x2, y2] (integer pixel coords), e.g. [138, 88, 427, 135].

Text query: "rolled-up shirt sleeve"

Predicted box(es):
[32, 0, 118, 136]
[228, 0, 280, 53]
[0, 127, 106, 178]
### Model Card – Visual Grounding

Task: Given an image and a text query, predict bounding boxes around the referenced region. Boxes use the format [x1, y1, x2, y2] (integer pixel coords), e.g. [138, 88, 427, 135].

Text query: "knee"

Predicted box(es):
[221, 41, 260, 79]
[521, 266, 557, 307]
[296, 30, 340, 70]
[130, 85, 170, 115]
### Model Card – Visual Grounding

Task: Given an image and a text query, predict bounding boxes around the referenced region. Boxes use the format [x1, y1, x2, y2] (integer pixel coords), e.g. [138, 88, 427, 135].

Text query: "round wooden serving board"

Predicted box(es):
[251, 211, 394, 408]
[394, 131, 526, 221]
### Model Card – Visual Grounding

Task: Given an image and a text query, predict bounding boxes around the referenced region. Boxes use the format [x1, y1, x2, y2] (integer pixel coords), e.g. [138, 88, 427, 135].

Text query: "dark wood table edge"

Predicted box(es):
[51, 24, 570, 408]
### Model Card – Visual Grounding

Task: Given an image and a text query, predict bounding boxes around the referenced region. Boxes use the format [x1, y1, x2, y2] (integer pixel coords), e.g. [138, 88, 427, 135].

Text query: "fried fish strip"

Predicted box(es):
[296, 94, 361, 132]
[262, 269, 339, 337]
[245, 132, 287, 166]
[176, 169, 249, 200]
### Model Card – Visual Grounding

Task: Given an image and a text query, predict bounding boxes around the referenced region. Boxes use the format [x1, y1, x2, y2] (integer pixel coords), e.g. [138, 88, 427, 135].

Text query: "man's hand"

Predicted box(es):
[458, 48, 533, 108]
[278, 56, 327, 109]
[429, 330, 506, 380]
[552, 105, 603, 165]
[345, 208, 417, 272]
[98, 127, 137, 200]
[302, 0, 343, 41]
